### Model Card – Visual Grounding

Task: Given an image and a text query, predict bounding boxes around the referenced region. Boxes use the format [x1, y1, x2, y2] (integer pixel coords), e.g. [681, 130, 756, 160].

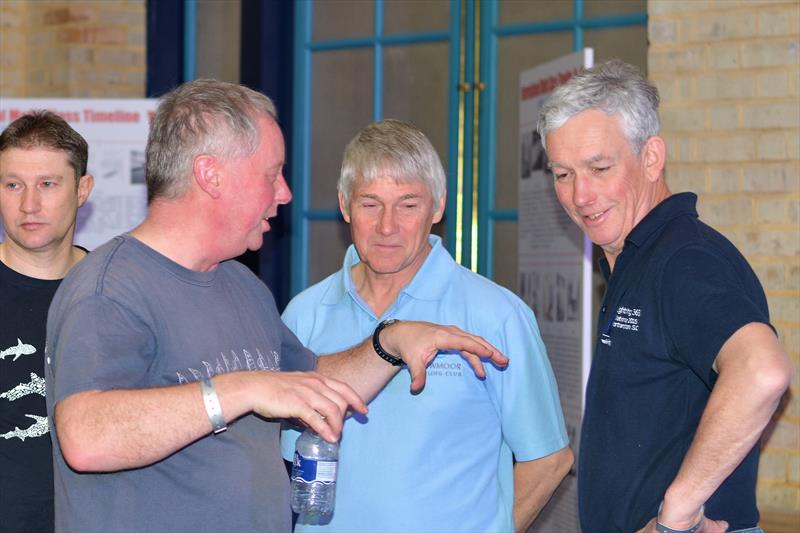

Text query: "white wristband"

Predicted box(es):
[200, 378, 227, 434]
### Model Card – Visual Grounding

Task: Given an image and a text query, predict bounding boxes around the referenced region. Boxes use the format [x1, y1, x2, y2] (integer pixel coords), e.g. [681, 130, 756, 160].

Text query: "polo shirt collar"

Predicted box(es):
[599, 192, 698, 280]
[320, 234, 454, 305]
[625, 192, 698, 248]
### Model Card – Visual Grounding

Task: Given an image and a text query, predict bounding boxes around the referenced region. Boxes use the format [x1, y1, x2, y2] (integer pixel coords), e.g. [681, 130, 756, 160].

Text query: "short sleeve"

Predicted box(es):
[279, 322, 316, 372]
[661, 245, 770, 387]
[49, 295, 156, 404]
[487, 302, 569, 461]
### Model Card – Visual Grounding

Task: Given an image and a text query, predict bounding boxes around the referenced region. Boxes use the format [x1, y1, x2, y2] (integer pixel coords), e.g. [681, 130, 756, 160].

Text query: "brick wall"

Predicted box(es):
[0, 0, 145, 97]
[649, 0, 800, 519]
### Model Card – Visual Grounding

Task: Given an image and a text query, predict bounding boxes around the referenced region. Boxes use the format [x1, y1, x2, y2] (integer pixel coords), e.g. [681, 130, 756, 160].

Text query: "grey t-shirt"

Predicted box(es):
[45, 235, 315, 532]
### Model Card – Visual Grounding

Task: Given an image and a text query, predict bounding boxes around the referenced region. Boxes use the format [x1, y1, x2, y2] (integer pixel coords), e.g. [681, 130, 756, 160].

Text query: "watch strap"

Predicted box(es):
[372, 319, 403, 366]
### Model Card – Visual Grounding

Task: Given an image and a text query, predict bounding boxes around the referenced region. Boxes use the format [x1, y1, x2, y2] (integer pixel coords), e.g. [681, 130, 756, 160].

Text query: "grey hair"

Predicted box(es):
[537, 59, 660, 155]
[338, 119, 446, 212]
[145, 79, 277, 204]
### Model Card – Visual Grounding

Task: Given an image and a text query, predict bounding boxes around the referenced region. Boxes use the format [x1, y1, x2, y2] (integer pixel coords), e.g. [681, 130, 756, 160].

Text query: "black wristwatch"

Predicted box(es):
[372, 319, 403, 366]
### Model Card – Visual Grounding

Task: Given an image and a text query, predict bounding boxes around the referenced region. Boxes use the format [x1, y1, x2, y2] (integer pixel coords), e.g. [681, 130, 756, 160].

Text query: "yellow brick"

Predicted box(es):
[650, 0, 714, 16]
[757, 132, 789, 160]
[788, 268, 800, 294]
[691, 11, 758, 42]
[789, 199, 800, 226]
[753, 262, 785, 290]
[665, 165, 707, 193]
[743, 163, 800, 192]
[662, 107, 706, 131]
[697, 73, 757, 100]
[649, 19, 677, 45]
[771, 294, 800, 323]
[741, 40, 800, 69]
[790, 67, 800, 96]
[789, 454, 800, 484]
[699, 197, 753, 225]
[765, 420, 800, 450]
[649, 47, 706, 73]
[698, 134, 758, 162]
[709, 106, 739, 130]
[709, 165, 741, 192]
[757, 198, 787, 224]
[760, 450, 789, 482]
[790, 130, 800, 160]
[759, 6, 799, 37]
[708, 43, 740, 70]
[759, 70, 790, 98]
[740, 229, 800, 256]
[756, 483, 800, 511]
[784, 326, 800, 355]
[744, 102, 800, 129]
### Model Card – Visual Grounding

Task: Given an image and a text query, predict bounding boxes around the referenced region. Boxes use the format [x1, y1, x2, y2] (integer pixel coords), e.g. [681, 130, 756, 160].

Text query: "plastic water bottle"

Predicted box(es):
[290, 429, 339, 524]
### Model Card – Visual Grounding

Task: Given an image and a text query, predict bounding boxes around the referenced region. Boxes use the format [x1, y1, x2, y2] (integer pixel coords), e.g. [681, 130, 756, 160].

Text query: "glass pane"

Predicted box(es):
[499, 0, 573, 25]
[313, 0, 374, 41]
[308, 220, 352, 286]
[584, 25, 648, 73]
[196, 0, 241, 82]
[584, 0, 647, 18]
[383, 42, 449, 181]
[310, 49, 374, 210]
[384, 0, 449, 35]
[495, 32, 573, 210]
[493, 220, 518, 292]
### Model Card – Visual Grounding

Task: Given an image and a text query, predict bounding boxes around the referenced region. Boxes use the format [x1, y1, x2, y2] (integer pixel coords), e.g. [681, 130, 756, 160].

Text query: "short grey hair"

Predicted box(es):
[537, 59, 660, 155]
[145, 79, 278, 204]
[338, 119, 446, 212]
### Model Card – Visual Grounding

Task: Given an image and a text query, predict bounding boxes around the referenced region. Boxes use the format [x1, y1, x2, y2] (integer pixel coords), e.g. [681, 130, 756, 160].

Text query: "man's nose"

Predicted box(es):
[21, 188, 42, 213]
[378, 208, 398, 235]
[276, 175, 292, 205]
[572, 172, 596, 207]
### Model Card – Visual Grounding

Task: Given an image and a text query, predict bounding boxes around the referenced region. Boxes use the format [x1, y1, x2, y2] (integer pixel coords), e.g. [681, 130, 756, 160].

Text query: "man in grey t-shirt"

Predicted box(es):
[45, 80, 508, 532]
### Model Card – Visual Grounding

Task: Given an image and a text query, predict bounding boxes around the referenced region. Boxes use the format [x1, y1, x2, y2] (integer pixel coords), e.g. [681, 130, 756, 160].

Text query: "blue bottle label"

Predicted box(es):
[291, 452, 337, 485]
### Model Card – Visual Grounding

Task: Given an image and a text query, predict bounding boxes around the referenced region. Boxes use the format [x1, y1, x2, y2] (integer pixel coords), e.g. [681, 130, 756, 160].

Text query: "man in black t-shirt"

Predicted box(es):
[538, 60, 792, 533]
[0, 111, 94, 532]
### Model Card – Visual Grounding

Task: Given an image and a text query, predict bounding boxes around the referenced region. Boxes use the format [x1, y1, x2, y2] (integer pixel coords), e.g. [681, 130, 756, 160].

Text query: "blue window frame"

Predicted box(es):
[290, 0, 646, 295]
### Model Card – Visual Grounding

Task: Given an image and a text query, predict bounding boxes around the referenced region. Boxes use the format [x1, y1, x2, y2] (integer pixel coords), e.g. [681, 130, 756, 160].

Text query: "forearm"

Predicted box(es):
[661, 323, 791, 525]
[316, 337, 398, 403]
[513, 446, 573, 532]
[55, 372, 257, 472]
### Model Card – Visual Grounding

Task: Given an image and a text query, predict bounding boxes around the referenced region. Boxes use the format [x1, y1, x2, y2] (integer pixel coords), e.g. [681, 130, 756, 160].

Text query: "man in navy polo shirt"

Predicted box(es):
[537, 59, 792, 533]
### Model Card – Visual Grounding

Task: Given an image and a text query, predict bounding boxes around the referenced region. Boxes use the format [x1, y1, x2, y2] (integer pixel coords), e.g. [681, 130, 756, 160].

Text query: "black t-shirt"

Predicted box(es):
[0, 258, 63, 533]
[578, 193, 771, 532]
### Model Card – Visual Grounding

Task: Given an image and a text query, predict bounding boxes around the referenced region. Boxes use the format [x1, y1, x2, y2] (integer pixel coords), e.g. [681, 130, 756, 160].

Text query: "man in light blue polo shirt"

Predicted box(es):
[281, 119, 572, 532]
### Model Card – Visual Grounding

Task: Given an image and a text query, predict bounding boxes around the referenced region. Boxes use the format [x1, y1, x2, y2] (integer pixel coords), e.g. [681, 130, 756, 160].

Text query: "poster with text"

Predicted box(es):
[0, 98, 158, 251]
[518, 49, 593, 533]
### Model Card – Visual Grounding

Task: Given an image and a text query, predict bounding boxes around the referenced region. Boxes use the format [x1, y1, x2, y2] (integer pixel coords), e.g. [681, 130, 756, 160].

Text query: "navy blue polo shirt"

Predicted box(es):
[578, 193, 771, 533]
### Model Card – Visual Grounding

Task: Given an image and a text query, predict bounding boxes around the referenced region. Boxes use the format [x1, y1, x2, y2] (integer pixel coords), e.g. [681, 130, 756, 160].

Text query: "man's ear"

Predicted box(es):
[193, 155, 221, 199]
[76, 174, 94, 207]
[338, 191, 351, 223]
[432, 191, 446, 224]
[642, 135, 666, 183]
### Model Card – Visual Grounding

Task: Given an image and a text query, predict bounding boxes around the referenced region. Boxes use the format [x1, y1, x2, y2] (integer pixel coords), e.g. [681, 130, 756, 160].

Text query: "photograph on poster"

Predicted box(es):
[520, 128, 548, 179]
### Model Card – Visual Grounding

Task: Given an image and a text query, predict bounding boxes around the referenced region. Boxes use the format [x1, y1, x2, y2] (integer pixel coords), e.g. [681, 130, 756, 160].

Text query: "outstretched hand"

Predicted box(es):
[250, 371, 368, 443]
[379, 320, 508, 392]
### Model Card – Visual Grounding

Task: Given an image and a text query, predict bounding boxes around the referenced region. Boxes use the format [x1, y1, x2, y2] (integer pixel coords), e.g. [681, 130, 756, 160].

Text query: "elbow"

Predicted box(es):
[55, 398, 107, 473]
[558, 446, 575, 477]
[753, 356, 792, 405]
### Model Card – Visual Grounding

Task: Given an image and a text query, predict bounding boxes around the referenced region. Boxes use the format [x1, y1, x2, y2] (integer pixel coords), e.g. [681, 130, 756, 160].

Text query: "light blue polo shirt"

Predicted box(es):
[281, 235, 568, 532]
